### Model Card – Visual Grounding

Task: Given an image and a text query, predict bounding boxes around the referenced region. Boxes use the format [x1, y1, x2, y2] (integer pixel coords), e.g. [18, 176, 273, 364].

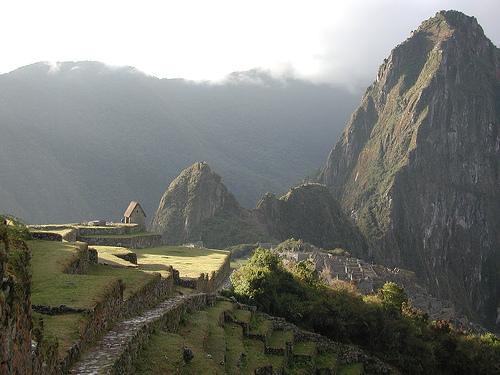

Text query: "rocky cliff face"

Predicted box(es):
[151, 163, 366, 254]
[320, 11, 500, 329]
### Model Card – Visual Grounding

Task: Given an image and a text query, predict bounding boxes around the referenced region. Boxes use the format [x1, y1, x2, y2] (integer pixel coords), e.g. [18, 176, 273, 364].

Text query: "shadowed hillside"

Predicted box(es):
[0, 63, 359, 223]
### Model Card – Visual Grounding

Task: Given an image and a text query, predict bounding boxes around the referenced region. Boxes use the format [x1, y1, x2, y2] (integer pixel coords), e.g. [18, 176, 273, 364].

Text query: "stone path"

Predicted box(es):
[69, 294, 203, 375]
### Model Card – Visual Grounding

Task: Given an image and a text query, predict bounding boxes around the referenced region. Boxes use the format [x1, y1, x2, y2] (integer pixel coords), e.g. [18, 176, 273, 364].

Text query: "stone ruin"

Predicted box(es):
[279, 249, 488, 333]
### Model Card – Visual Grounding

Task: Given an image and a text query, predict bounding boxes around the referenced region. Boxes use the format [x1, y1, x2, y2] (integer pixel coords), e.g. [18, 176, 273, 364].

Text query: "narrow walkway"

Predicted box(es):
[69, 294, 202, 375]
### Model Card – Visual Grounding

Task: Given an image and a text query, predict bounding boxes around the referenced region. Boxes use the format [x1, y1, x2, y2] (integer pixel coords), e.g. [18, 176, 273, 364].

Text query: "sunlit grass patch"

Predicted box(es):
[93, 246, 138, 267]
[134, 245, 229, 278]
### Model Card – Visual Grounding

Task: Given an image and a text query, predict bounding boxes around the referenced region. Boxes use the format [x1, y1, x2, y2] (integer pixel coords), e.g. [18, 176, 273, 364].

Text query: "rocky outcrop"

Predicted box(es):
[151, 162, 244, 244]
[151, 163, 366, 254]
[256, 184, 367, 256]
[320, 11, 500, 329]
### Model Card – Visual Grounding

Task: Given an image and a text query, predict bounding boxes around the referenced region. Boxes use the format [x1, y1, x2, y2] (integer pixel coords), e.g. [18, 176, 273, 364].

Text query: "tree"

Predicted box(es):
[378, 282, 408, 312]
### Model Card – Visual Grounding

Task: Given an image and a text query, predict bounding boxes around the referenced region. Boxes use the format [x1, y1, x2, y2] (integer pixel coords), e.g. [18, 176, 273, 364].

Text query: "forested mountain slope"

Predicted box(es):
[0, 62, 358, 223]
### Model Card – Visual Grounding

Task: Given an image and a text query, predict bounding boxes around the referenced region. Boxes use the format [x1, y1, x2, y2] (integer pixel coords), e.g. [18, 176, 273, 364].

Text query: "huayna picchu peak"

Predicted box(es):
[320, 10, 500, 329]
[151, 162, 367, 255]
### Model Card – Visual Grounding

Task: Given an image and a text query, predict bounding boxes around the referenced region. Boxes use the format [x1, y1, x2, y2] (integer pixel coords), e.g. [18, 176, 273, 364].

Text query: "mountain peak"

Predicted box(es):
[320, 11, 500, 328]
[431, 10, 480, 29]
[411, 10, 488, 45]
[6, 60, 145, 80]
[151, 162, 240, 244]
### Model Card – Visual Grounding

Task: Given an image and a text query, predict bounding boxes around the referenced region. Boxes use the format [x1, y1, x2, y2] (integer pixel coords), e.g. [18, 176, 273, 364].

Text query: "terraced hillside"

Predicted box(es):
[28, 226, 231, 374]
[133, 299, 374, 375]
[29, 239, 170, 374]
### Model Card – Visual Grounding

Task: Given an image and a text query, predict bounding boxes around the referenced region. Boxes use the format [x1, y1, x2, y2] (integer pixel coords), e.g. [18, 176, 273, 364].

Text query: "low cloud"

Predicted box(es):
[3, 1, 500, 91]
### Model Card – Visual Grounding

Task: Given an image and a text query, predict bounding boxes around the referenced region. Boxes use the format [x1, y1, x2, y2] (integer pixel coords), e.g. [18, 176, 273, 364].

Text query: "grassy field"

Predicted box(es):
[29, 240, 155, 355]
[134, 245, 230, 278]
[32, 312, 83, 353]
[29, 240, 154, 307]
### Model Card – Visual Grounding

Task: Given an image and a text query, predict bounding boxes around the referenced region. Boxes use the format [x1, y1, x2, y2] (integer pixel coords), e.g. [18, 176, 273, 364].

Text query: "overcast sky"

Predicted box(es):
[2, 0, 499, 90]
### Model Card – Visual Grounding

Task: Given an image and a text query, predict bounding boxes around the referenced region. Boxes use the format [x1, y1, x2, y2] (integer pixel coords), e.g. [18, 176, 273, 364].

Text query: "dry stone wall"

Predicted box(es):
[64, 243, 98, 274]
[123, 274, 173, 317]
[75, 224, 140, 237]
[30, 231, 63, 242]
[79, 234, 162, 249]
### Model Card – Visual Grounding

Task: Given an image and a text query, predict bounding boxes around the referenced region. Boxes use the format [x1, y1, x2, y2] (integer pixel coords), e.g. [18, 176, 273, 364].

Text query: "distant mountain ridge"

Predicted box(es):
[320, 10, 500, 329]
[0, 62, 359, 223]
[151, 162, 366, 253]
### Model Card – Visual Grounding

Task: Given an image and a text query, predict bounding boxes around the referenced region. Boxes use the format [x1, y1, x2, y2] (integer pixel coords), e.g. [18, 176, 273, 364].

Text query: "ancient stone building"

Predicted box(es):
[123, 201, 146, 230]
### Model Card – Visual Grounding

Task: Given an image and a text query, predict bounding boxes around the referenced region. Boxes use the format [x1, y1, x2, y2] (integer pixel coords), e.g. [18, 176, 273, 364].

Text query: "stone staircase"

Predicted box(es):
[69, 293, 212, 375]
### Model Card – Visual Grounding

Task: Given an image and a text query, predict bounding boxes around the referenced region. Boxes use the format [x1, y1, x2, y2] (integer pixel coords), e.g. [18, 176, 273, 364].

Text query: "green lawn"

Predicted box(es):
[87, 265, 155, 299]
[242, 338, 284, 375]
[316, 352, 337, 369]
[33, 312, 84, 357]
[224, 322, 245, 374]
[268, 329, 294, 349]
[29, 240, 154, 308]
[232, 309, 252, 324]
[28, 239, 231, 365]
[293, 341, 316, 356]
[30, 228, 75, 237]
[205, 301, 232, 366]
[249, 314, 273, 336]
[134, 245, 230, 278]
[133, 331, 184, 374]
